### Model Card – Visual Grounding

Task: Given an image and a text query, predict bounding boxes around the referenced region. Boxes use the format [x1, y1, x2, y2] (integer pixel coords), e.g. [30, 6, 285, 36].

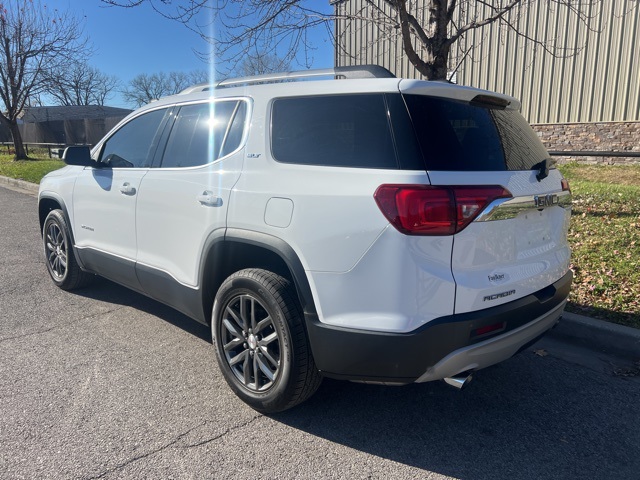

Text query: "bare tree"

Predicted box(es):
[234, 54, 291, 77]
[122, 72, 187, 107]
[188, 69, 209, 85]
[122, 70, 209, 107]
[101, 0, 603, 80]
[0, 0, 88, 159]
[45, 62, 120, 106]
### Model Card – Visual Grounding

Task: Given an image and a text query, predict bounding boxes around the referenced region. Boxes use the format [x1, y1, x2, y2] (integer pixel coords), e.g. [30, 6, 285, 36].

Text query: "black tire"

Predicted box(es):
[43, 209, 93, 290]
[212, 268, 322, 413]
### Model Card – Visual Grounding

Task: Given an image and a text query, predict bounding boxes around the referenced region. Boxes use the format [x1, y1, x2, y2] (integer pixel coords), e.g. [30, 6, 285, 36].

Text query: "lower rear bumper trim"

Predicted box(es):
[415, 300, 565, 382]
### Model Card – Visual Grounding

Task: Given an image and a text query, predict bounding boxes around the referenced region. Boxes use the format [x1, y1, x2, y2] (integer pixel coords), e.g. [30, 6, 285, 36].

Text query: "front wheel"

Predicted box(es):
[212, 269, 322, 413]
[43, 209, 93, 290]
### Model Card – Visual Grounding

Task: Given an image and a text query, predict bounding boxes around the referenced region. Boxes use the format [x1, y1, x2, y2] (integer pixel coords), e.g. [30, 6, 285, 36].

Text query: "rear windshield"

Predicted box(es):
[403, 94, 549, 171]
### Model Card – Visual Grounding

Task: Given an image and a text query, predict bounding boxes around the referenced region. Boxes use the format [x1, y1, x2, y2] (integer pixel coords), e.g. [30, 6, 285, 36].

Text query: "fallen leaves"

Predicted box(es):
[560, 163, 640, 329]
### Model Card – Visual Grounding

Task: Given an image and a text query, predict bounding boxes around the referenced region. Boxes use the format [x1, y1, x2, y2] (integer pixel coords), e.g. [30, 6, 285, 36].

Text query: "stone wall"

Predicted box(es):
[531, 122, 640, 165]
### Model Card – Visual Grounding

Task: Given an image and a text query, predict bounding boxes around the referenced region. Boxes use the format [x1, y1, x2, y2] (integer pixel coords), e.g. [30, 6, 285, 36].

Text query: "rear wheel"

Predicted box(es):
[43, 209, 93, 290]
[212, 269, 322, 413]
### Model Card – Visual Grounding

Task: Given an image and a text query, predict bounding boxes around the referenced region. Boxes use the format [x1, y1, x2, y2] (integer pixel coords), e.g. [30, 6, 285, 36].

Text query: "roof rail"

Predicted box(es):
[334, 65, 396, 79]
[178, 65, 395, 95]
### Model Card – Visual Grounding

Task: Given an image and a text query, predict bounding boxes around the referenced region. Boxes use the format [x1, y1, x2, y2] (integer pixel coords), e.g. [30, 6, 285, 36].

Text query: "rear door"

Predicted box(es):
[402, 91, 572, 314]
[135, 99, 249, 304]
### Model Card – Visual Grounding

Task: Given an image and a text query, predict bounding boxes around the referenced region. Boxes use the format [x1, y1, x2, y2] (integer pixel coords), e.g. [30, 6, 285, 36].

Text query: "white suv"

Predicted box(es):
[39, 66, 572, 413]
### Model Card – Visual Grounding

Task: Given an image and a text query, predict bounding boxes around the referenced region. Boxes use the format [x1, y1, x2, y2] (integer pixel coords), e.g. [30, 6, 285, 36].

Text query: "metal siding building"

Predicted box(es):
[334, 0, 640, 125]
[16, 106, 132, 147]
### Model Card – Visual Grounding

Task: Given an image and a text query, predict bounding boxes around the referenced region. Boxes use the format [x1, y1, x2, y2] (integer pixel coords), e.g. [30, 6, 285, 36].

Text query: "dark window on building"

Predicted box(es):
[271, 94, 398, 169]
[161, 100, 246, 168]
[99, 109, 167, 168]
[403, 95, 549, 171]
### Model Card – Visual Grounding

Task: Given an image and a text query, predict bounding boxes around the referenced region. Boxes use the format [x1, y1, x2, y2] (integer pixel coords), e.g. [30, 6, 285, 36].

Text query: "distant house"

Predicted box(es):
[17, 105, 133, 147]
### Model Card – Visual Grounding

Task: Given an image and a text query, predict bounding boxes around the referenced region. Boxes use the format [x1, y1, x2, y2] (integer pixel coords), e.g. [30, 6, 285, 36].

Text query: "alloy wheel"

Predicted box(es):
[45, 222, 67, 280]
[220, 294, 281, 392]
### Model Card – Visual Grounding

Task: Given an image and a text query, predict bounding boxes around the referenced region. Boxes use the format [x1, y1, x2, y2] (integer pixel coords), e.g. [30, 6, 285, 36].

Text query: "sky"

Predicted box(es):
[59, 0, 335, 108]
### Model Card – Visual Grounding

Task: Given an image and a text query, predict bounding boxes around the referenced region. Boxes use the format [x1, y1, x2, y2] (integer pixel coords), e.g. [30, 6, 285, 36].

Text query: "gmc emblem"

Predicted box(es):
[534, 194, 559, 208]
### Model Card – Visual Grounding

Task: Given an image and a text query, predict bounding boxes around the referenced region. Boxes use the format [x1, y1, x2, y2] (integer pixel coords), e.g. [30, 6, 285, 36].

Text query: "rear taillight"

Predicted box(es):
[374, 185, 512, 235]
[561, 178, 571, 193]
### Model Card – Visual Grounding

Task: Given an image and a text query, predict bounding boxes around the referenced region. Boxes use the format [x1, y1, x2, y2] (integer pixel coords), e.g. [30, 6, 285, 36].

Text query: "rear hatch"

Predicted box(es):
[399, 82, 572, 314]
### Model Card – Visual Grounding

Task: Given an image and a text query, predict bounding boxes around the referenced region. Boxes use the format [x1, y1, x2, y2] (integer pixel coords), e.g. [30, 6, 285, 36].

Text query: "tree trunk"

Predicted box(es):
[8, 121, 28, 160]
[402, 41, 450, 80]
[394, 0, 451, 81]
[421, 46, 451, 81]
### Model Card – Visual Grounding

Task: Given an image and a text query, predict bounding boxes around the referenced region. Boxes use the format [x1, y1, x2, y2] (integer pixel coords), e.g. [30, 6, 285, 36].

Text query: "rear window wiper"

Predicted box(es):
[532, 158, 552, 181]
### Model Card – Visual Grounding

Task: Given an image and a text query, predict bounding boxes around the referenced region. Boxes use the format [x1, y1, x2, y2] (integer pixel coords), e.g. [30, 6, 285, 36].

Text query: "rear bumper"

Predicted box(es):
[306, 270, 572, 383]
[415, 300, 564, 382]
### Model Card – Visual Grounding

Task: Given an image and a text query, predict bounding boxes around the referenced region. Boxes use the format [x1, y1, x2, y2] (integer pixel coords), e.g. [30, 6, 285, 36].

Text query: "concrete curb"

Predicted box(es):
[549, 311, 640, 359]
[0, 175, 39, 195]
[1, 176, 638, 358]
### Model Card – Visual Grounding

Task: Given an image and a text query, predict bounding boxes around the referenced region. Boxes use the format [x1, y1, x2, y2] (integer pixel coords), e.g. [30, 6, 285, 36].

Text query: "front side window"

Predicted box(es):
[161, 100, 247, 168]
[271, 94, 398, 169]
[99, 108, 168, 168]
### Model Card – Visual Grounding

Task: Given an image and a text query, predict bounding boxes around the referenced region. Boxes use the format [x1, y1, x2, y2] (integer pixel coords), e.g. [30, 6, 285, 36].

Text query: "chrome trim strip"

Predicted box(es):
[476, 190, 572, 222]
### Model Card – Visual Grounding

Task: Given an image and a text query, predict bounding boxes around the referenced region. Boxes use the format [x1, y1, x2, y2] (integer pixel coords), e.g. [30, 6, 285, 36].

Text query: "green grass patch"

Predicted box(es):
[559, 163, 640, 328]
[0, 154, 65, 184]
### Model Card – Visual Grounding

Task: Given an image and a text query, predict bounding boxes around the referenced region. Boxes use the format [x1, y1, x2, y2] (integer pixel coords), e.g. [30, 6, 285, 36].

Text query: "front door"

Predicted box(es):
[72, 107, 170, 290]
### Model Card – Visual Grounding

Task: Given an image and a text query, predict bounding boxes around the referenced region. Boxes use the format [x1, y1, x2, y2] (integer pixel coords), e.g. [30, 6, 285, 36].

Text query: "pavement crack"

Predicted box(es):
[181, 414, 262, 449]
[87, 415, 262, 479]
[0, 307, 125, 344]
[87, 422, 208, 480]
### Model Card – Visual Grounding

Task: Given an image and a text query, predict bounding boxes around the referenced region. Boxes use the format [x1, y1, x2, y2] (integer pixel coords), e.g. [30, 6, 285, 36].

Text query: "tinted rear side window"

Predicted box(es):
[161, 101, 244, 168]
[271, 94, 397, 169]
[220, 101, 247, 158]
[404, 95, 549, 171]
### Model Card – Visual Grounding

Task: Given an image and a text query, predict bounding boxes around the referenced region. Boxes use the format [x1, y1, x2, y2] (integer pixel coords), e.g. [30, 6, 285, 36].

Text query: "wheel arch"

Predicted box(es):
[38, 195, 71, 239]
[200, 229, 317, 325]
[39, 194, 88, 272]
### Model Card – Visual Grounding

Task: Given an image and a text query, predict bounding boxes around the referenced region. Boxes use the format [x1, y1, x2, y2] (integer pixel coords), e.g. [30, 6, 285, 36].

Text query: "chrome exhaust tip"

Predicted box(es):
[443, 373, 473, 389]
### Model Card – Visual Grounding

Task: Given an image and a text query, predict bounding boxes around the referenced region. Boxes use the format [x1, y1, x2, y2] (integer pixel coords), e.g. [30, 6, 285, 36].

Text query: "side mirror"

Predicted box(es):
[62, 146, 94, 167]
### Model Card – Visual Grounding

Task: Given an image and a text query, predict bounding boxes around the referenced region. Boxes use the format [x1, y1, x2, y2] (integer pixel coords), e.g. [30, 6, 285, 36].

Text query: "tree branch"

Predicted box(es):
[448, 0, 522, 46]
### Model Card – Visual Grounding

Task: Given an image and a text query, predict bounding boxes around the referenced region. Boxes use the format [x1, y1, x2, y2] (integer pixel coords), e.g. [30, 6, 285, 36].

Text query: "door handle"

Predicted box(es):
[120, 182, 136, 195]
[196, 191, 223, 207]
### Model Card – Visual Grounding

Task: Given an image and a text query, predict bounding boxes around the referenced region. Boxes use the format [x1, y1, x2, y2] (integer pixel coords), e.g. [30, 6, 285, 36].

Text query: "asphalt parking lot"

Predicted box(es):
[1, 184, 639, 479]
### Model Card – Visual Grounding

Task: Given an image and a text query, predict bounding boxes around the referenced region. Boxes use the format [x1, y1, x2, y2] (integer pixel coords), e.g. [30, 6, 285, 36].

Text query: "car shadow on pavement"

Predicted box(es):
[69, 277, 211, 343]
[65, 277, 638, 480]
[272, 352, 639, 480]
